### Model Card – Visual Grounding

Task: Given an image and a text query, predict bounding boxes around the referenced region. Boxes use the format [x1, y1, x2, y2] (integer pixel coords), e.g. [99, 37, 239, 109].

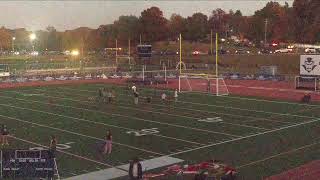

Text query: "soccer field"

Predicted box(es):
[1, 83, 320, 179]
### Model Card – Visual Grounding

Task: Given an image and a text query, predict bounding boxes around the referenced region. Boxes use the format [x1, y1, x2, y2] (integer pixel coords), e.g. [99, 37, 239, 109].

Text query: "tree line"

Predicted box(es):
[0, 0, 319, 52]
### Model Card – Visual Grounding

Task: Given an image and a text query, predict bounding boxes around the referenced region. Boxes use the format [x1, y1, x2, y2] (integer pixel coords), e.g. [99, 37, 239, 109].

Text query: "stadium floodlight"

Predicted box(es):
[71, 49, 79, 56]
[12, 37, 16, 52]
[29, 33, 36, 41]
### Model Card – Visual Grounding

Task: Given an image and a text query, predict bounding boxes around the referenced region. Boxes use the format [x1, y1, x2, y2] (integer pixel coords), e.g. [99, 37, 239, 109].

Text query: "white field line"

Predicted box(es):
[35, 88, 270, 131]
[58, 87, 303, 125]
[237, 140, 320, 169]
[167, 117, 320, 156]
[56, 87, 293, 125]
[86, 81, 320, 108]
[175, 99, 315, 119]
[1, 92, 241, 138]
[8, 135, 113, 167]
[0, 102, 204, 146]
[0, 113, 164, 156]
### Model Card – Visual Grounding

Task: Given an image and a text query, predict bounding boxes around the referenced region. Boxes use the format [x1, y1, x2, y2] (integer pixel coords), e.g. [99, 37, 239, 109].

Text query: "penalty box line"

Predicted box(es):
[47, 87, 271, 131]
[0, 96, 205, 146]
[89, 83, 320, 112]
[167, 117, 320, 157]
[57, 86, 306, 125]
[2, 91, 241, 138]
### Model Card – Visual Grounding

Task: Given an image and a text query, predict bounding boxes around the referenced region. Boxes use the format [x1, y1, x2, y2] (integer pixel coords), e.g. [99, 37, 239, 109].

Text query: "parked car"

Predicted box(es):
[235, 49, 250, 54]
[274, 48, 293, 53]
[305, 48, 317, 53]
[192, 50, 207, 55]
[258, 49, 273, 54]
[161, 50, 178, 55]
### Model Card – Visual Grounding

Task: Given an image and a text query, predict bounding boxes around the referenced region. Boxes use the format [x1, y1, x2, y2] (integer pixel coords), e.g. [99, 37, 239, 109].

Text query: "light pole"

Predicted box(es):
[29, 33, 36, 51]
[12, 37, 16, 52]
[264, 19, 268, 46]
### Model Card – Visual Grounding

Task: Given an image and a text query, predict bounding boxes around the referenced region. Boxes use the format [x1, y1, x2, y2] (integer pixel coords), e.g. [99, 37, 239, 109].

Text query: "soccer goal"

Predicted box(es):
[295, 76, 320, 91]
[178, 73, 229, 96]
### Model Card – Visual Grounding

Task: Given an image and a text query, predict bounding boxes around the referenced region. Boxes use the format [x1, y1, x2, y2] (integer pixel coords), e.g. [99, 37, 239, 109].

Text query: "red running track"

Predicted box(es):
[265, 160, 320, 180]
[0, 78, 320, 102]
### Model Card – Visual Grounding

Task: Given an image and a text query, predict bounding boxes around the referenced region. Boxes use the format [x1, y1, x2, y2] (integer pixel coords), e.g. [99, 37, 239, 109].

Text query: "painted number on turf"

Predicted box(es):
[126, 128, 159, 137]
[29, 142, 75, 151]
[198, 117, 223, 123]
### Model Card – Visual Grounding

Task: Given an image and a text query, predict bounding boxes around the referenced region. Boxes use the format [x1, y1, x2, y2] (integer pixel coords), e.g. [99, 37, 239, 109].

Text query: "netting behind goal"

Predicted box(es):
[179, 74, 229, 96]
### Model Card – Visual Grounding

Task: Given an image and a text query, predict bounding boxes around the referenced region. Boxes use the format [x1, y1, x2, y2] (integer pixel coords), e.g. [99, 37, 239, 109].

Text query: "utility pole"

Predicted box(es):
[139, 34, 142, 45]
[128, 38, 131, 64]
[264, 19, 268, 46]
[210, 29, 213, 55]
[115, 39, 118, 64]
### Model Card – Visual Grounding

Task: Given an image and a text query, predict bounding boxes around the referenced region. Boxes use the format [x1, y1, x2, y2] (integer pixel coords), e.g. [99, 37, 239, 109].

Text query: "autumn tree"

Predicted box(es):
[139, 7, 168, 42]
[168, 14, 187, 40]
[185, 13, 208, 41]
[0, 27, 12, 51]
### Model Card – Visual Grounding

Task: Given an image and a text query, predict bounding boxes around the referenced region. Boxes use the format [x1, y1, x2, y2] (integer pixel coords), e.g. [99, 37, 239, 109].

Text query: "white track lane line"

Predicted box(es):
[167, 117, 320, 156]
[0, 113, 164, 156]
[1, 92, 241, 138]
[0, 101, 204, 146]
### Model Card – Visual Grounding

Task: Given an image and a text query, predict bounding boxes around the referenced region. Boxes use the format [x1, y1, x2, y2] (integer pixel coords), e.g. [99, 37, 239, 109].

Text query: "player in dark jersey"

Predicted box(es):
[49, 135, 57, 158]
[133, 91, 139, 105]
[103, 130, 112, 155]
[1, 125, 9, 145]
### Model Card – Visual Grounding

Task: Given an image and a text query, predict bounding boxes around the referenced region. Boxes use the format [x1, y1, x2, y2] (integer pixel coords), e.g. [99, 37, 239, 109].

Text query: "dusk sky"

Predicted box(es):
[0, 0, 293, 31]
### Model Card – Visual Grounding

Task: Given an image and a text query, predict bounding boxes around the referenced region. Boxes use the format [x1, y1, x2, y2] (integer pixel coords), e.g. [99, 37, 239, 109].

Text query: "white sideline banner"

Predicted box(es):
[300, 55, 320, 76]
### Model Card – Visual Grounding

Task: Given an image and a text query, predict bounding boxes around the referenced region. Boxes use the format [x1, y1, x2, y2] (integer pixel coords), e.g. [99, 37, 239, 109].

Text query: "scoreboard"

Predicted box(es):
[1, 149, 55, 179]
[137, 45, 152, 58]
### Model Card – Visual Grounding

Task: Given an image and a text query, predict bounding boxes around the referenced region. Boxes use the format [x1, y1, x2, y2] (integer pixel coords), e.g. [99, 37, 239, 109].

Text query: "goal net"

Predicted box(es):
[295, 76, 319, 91]
[178, 73, 229, 96]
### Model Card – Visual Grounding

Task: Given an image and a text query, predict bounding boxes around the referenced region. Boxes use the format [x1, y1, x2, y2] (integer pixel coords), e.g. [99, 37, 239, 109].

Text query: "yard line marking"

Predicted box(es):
[8, 135, 113, 167]
[40, 87, 274, 130]
[57, 87, 298, 125]
[0, 113, 164, 156]
[217, 122, 269, 131]
[0, 101, 204, 146]
[40, 88, 271, 131]
[237, 140, 320, 169]
[167, 117, 320, 156]
[1, 92, 241, 138]
[175, 99, 315, 119]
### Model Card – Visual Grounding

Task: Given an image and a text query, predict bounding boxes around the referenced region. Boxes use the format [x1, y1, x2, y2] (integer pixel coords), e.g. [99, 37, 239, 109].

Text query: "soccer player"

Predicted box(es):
[49, 135, 57, 158]
[102, 88, 108, 102]
[161, 92, 167, 102]
[132, 85, 137, 93]
[133, 91, 139, 105]
[1, 125, 9, 145]
[146, 96, 152, 103]
[103, 130, 112, 155]
[98, 88, 103, 101]
[107, 90, 113, 103]
[174, 89, 178, 102]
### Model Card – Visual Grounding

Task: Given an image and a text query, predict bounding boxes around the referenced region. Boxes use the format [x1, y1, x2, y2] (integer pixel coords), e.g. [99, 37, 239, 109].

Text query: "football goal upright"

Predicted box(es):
[178, 73, 229, 96]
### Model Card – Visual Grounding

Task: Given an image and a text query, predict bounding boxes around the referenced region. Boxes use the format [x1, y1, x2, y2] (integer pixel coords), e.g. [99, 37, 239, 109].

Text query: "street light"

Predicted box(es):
[12, 37, 16, 52]
[29, 33, 36, 52]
